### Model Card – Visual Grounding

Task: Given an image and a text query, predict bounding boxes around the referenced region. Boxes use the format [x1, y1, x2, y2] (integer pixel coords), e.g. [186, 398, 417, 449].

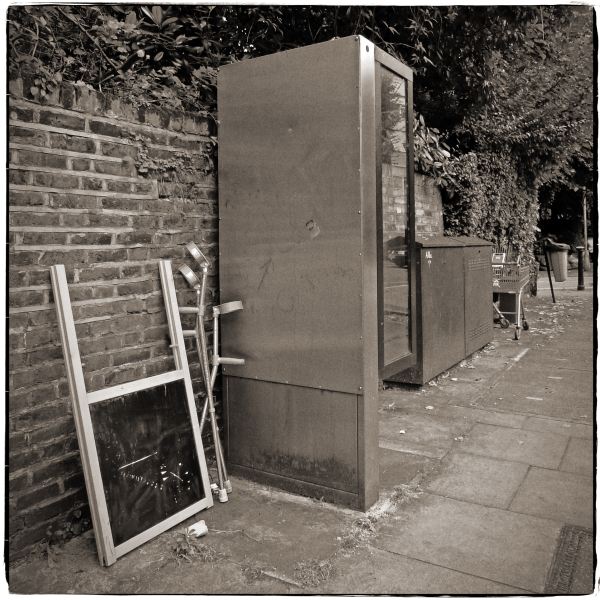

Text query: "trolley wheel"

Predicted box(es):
[522, 320, 529, 331]
[500, 318, 510, 329]
[514, 327, 521, 340]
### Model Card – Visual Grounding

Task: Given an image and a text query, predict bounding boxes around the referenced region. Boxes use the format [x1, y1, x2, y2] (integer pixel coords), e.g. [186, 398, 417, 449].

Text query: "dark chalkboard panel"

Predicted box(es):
[89, 379, 205, 547]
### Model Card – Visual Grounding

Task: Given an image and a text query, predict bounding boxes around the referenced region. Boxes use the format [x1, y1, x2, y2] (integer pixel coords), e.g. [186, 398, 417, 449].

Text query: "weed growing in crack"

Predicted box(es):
[294, 558, 336, 588]
[171, 532, 225, 566]
[241, 564, 269, 583]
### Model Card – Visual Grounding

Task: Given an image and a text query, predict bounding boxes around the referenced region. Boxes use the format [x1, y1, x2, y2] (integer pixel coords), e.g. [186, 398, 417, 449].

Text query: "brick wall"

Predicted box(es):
[7, 77, 445, 559]
[8, 79, 217, 558]
[415, 173, 444, 238]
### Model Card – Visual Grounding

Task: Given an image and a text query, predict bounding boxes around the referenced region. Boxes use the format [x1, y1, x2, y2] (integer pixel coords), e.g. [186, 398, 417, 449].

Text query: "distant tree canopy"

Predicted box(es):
[8, 5, 594, 256]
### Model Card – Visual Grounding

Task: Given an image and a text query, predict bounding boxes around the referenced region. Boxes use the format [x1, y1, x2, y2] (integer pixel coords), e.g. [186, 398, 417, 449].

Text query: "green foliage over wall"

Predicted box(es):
[8, 5, 594, 257]
[444, 152, 539, 259]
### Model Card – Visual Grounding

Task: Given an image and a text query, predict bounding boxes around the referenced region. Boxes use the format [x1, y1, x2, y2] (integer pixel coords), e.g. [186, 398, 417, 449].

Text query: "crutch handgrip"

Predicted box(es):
[219, 357, 245, 366]
[179, 307, 199, 314]
[214, 300, 243, 316]
[182, 329, 196, 337]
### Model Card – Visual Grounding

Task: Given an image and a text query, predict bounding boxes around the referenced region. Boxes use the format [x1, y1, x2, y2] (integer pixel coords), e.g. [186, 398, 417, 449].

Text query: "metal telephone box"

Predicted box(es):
[218, 36, 416, 510]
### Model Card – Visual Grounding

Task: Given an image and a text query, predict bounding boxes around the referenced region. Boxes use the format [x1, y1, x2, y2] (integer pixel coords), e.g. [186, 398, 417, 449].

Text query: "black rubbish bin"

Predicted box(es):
[545, 240, 570, 282]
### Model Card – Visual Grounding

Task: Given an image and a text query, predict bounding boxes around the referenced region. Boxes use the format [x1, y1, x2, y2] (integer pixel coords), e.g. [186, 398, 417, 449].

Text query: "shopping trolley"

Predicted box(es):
[492, 257, 530, 340]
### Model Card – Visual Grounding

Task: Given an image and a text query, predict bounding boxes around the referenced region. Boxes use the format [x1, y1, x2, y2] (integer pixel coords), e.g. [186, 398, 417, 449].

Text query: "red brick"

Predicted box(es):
[61, 214, 90, 227]
[13, 482, 61, 512]
[9, 270, 28, 287]
[31, 453, 81, 485]
[67, 286, 94, 302]
[15, 149, 68, 169]
[116, 231, 153, 245]
[100, 141, 138, 159]
[112, 347, 152, 367]
[21, 231, 68, 245]
[81, 352, 112, 371]
[10, 212, 61, 227]
[23, 488, 86, 526]
[94, 159, 135, 177]
[29, 419, 75, 445]
[87, 212, 130, 226]
[33, 171, 79, 189]
[100, 197, 139, 211]
[92, 285, 116, 300]
[89, 119, 122, 137]
[39, 110, 85, 131]
[134, 181, 155, 195]
[9, 106, 34, 122]
[76, 265, 120, 282]
[38, 249, 87, 267]
[78, 335, 122, 356]
[49, 133, 96, 153]
[26, 346, 65, 367]
[28, 309, 59, 327]
[8, 249, 42, 267]
[71, 158, 91, 171]
[9, 190, 47, 207]
[8, 290, 45, 308]
[11, 403, 68, 431]
[9, 169, 32, 185]
[121, 265, 143, 278]
[12, 362, 66, 389]
[68, 232, 112, 245]
[81, 177, 104, 191]
[103, 365, 144, 387]
[106, 179, 133, 193]
[48, 193, 98, 210]
[10, 126, 48, 147]
[87, 248, 127, 263]
[25, 327, 57, 348]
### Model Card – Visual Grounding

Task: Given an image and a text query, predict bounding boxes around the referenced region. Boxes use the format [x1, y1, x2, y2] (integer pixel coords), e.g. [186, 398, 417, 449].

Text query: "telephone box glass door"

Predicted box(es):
[378, 64, 413, 367]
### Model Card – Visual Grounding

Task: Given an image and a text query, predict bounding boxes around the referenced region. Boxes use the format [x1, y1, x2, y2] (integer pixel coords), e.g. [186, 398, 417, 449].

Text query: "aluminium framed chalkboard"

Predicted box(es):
[50, 260, 213, 566]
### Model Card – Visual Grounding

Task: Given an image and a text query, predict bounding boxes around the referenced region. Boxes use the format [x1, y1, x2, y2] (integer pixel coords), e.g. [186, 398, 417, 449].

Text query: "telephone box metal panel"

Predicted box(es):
[225, 377, 359, 497]
[462, 239, 493, 355]
[218, 37, 364, 395]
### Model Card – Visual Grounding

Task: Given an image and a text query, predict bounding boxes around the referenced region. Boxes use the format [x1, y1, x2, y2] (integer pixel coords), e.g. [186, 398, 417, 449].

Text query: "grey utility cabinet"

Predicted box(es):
[388, 236, 493, 385]
[218, 36, 417, 510]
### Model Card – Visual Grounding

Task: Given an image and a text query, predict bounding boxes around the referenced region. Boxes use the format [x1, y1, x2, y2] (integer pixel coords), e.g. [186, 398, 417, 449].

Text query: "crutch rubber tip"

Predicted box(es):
[218, 489, 229, 503]
[225, 480, 232, 494]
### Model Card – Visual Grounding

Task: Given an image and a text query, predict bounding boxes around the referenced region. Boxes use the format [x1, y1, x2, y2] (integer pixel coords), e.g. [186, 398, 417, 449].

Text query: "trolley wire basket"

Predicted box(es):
[492, 260, 530, 340]
[492, 263, 530, 293]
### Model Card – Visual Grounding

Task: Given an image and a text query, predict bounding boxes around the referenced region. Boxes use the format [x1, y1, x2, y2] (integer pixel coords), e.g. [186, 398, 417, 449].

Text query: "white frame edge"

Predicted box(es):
[50, 261, 213, 567]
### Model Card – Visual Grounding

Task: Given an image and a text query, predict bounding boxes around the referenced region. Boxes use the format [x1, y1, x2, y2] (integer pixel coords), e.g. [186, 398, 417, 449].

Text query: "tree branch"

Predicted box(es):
[55, 6, 119, 71]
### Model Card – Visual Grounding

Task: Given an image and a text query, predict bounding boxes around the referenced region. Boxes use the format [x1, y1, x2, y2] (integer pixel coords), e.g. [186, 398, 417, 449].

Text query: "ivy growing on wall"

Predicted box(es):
[8, 5, 593, 257]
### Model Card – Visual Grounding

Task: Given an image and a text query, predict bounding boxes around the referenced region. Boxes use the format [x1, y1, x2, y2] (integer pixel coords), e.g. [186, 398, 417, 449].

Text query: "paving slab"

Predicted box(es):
[509, 468, 593, 529]
[376, 493, 560, 592]
[320, 545, 525, 594]
[522, 416, 593, 439]
[559, 437, 594, 475]
[425, 451, 529, 509]
[439, 404, 528, 429]
[9, 476, 355, 594]
[379, 412, 471, 459]
[476, 377, 593, 422]
[8, 529, 294, 595]
[459, 423, 569, 468]
[379, 447, 433, 489]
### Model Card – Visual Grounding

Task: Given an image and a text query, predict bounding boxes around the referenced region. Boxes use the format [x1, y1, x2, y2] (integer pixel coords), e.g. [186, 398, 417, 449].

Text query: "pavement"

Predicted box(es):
[8, 270, 596, 594]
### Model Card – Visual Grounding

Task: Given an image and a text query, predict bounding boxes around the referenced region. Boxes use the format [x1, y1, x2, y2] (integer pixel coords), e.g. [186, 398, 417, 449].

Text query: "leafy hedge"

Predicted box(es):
[8, 5, 593, 258]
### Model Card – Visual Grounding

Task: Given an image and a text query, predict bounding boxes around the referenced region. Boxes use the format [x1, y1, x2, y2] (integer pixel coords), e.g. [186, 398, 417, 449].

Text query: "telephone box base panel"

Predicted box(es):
[224, 376, 366, 510]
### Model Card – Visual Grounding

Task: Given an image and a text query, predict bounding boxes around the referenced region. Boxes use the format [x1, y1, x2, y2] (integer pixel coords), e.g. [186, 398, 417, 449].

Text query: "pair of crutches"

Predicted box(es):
[178, 242, 244, 503]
